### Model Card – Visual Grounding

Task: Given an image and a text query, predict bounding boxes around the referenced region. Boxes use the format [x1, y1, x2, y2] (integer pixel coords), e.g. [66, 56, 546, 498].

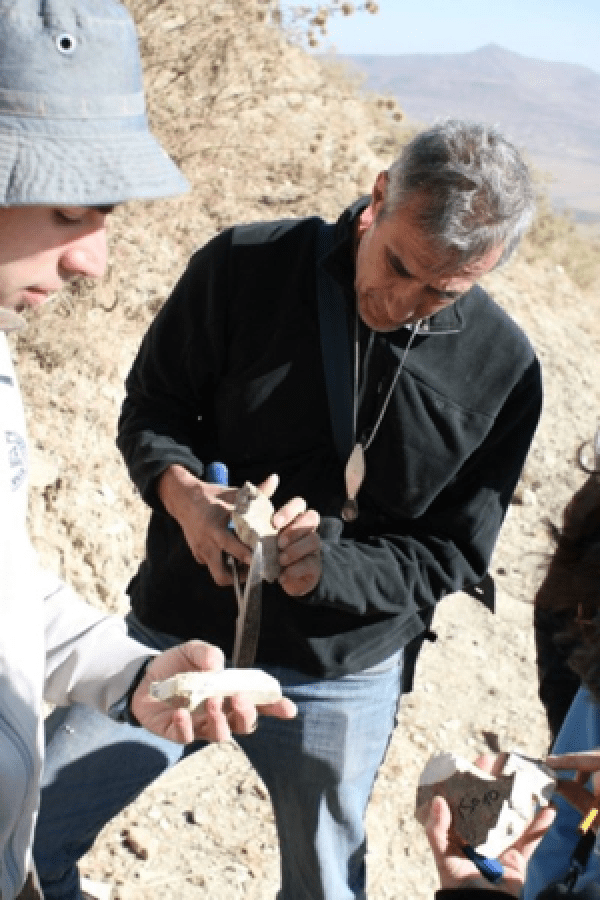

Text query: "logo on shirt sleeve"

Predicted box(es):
[5, 431, 27, 491]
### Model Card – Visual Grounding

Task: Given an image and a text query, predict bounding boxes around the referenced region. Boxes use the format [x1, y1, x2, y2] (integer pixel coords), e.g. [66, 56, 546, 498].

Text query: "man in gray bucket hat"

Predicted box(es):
[0, 2, 296, 898]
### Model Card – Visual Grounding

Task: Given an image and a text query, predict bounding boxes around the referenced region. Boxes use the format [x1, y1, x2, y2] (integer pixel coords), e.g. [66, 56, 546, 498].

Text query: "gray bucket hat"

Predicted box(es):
[0, 0, 189, 206]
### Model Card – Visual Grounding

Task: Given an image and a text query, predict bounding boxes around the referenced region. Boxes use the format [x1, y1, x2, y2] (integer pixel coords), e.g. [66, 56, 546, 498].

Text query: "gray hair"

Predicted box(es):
[382, 120, 535, 268]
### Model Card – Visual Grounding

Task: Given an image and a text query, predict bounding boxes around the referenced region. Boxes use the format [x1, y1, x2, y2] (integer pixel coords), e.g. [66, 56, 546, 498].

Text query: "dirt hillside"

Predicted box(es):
[9, 2, 600, 897]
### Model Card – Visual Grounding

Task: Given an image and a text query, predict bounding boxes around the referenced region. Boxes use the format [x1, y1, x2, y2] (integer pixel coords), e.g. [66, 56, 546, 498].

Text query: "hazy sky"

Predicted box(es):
[283, 0, 600, 73]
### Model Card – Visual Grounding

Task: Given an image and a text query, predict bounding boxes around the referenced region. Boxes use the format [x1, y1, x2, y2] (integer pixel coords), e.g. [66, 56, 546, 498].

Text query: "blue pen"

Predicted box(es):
[462, 844, 504, 884]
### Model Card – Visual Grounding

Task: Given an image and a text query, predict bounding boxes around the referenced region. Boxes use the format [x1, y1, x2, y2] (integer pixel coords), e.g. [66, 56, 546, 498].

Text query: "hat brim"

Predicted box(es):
[0, 126, 189, 206]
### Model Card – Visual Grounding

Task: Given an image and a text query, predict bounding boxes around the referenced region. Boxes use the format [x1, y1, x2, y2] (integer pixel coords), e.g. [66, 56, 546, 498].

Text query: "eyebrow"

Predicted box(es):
[387, 248, 412, 279]
[387, 248, 462, 300]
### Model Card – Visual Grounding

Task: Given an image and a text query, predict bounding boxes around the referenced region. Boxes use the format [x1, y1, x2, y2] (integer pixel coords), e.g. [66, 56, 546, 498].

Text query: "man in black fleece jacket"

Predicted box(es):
[36, 120, 543, 900]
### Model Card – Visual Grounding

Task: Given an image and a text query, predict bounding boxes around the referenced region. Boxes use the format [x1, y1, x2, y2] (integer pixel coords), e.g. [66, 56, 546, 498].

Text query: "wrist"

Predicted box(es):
[113, 656, 154, 727]
[158, 464, 204, 519]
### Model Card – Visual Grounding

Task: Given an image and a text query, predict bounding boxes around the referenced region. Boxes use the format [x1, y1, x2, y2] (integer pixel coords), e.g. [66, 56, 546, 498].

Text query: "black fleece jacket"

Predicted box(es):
[117, 199, 542, 680]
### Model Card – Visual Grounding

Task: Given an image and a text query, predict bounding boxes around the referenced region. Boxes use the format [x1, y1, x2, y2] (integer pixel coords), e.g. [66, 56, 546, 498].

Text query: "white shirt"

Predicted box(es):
[0, 332, 151, 899]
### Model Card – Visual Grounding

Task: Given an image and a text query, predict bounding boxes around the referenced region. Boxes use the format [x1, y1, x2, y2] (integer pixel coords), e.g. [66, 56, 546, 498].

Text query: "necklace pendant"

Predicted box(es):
[341, 497, 359, 522]
[342, 443, 365, 522]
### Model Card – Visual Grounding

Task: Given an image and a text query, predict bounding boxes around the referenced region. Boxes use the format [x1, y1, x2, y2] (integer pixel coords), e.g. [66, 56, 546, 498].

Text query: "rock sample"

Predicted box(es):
[232, 481, 280, 581]
[415, 751, 556, 858]
[150, 669, 283, 712]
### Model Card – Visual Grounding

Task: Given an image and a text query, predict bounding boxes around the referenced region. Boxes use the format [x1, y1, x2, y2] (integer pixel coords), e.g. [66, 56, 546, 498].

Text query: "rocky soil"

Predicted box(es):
[8, 2, 600, 897]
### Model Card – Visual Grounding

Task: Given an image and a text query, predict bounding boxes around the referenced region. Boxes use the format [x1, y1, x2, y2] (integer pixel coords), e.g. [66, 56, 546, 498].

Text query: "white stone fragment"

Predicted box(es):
[232, 482, 280, 582]
[80, 878, 113, 900]
[418, 752, 493, 787]
[415, 751, 556, 858]
[501, 751, 556, 819]
[149, 669, 283, 712]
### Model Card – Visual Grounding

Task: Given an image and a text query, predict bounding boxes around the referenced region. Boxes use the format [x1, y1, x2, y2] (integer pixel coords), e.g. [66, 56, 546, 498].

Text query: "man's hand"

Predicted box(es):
[425, 794, 555, 896]
[547, 749, 600, 826]
[158, 464, 252, 586]
[236, 473, 322, 596]
[130, 641, 296, 743]
[158, 465, 322, 596]
[266, 475, 321, 597]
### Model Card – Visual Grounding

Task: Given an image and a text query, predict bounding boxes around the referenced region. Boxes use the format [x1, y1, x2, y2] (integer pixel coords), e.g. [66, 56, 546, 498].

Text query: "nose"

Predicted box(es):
[60, 225, 108, 280]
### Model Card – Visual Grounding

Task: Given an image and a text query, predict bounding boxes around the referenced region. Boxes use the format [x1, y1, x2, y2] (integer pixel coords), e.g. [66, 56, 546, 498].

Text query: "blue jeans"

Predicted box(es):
[35, 614, 403, 900]
[523, 687, 600, 899]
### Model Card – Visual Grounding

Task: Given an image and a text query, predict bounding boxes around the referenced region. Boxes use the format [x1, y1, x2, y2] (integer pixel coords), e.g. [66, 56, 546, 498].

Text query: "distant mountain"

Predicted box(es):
[342, 44, 600, 221]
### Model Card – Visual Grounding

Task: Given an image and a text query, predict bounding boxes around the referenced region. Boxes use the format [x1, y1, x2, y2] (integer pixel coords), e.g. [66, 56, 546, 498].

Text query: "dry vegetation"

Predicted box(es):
[524, 194, 600, 291]
[279, 1, 380, 48]
[17, 0, 419, 612]
[106, 0, 410, 319]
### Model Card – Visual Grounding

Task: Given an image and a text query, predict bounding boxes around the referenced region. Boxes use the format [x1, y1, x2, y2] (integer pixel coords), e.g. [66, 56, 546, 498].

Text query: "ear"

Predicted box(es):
[357, 171, 388, 239]
[372, 171, 388, 214]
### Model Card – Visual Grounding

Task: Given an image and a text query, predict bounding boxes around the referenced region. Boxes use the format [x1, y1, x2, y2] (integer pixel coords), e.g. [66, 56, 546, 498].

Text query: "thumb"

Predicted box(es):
[179, 639, 225, 673]
[513, 804, 556, 864]
[258, 473, 280, 499]
[426, 795, 453, 850]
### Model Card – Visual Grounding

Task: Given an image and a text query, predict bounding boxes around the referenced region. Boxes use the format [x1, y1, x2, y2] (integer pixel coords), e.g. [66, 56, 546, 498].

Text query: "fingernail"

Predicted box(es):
[273, 515, 284, 529]
[279, 535, 288, 548]
[280, 552, 288, 564]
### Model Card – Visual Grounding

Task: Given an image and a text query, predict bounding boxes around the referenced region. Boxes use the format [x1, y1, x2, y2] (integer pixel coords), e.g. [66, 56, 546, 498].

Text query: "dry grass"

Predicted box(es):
[524, 193, 600, 291]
